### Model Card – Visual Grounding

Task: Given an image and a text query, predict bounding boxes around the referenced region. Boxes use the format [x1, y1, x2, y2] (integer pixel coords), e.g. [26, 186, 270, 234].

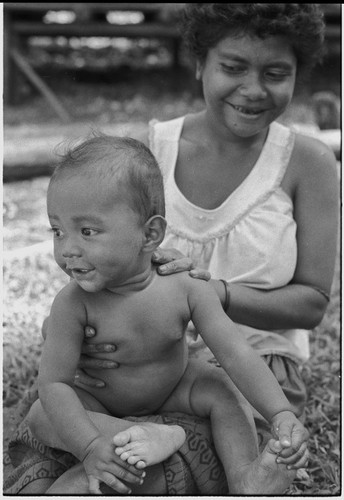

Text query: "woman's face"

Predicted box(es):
[198, 33, 297, 139]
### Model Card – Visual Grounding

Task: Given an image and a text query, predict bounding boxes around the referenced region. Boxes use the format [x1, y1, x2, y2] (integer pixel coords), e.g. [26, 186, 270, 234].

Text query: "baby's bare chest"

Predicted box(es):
[84, 288, 189, 364]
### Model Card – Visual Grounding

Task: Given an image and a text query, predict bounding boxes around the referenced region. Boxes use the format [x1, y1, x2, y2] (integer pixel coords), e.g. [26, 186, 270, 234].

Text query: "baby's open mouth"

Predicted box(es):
[67, 267, 94, 275]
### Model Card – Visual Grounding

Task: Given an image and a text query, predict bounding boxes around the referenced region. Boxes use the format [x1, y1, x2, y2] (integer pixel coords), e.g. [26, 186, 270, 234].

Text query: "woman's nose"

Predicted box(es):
[239, 73, 267, 100]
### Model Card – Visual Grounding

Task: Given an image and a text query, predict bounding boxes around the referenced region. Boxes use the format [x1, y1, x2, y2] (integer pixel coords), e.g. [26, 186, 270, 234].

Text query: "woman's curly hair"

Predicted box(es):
[180, 4, 325, 80]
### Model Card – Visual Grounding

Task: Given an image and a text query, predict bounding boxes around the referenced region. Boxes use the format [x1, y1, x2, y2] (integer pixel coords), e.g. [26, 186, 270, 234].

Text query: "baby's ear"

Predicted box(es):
[142, 215, 166, 252]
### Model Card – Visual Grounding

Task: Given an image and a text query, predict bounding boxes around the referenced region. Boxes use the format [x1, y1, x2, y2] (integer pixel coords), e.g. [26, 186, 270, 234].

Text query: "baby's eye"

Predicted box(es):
[81, 228, 98, 237]
[51, 227, 63, 238]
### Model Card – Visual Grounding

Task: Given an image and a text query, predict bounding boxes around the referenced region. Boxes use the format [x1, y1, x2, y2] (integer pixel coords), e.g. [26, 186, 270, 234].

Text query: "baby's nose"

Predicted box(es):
[62, 239, 82, 258]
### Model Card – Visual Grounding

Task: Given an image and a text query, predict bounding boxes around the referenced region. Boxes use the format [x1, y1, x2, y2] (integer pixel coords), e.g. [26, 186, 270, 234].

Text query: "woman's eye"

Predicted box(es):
[81, 228, 97, 236]
[221, 64, 244, 74]
[265, 71, 290, 81]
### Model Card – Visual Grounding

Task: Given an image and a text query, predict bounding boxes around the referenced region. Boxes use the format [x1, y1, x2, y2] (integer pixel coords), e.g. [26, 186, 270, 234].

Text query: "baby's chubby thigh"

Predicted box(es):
[74, 386, 112, 415]
[159, 358, 249, 419]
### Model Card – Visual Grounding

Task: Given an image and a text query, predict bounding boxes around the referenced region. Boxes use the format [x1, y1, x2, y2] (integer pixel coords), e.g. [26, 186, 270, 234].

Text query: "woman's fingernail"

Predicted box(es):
[141, 472, 146, 478]
[105, 345, 116, 352]
[159, 266, 167, 272]
[96, 382, 105, 388]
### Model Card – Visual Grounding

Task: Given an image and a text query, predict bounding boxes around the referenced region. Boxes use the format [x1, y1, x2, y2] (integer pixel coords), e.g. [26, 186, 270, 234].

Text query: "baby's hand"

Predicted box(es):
[271, 411, 309, 469]
[82, 436, 145, 494]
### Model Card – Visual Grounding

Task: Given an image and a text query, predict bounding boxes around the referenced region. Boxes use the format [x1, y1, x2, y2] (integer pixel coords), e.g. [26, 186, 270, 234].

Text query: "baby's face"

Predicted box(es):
[47, 175, 146, 293]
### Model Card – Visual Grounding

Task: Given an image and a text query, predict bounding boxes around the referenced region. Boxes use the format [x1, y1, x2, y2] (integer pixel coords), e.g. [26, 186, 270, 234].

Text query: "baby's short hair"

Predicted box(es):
[50, 134, 165, 222]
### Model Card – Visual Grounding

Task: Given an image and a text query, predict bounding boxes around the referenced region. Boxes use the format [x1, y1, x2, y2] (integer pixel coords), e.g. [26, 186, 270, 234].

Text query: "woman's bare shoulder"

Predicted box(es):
[283, 131, 338, 194]
[292, 132, 337, 176]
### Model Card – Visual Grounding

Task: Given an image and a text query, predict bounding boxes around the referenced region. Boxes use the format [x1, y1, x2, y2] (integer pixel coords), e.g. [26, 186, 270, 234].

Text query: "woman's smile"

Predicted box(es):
[227, 102, 267, 118]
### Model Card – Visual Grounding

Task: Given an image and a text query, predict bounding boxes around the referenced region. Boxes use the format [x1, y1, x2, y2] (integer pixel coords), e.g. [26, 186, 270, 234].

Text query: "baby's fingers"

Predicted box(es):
[277, 441, 309, 468]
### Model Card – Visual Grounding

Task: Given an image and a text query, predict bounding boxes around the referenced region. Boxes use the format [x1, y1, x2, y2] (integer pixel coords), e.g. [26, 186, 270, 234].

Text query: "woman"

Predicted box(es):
[5, 3, 338, 495]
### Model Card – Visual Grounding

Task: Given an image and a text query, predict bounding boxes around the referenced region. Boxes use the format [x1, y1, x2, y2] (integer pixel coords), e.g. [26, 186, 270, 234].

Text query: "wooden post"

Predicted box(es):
[10, 48, 72, 123]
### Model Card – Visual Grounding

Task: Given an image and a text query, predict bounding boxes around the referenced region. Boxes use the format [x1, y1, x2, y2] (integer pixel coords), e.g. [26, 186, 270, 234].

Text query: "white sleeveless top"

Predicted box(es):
[149, 116, 310, 363]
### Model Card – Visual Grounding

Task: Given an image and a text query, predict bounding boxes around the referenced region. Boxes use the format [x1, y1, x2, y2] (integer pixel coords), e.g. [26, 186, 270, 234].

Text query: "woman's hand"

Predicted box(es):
[74, 325, 118, 388]
[42, 317, 116, 388]
[152, 247, 211, 281]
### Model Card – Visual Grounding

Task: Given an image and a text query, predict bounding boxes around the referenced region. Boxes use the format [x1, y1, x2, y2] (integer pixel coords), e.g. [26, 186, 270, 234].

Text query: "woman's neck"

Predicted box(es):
[196, 109, 270, 154]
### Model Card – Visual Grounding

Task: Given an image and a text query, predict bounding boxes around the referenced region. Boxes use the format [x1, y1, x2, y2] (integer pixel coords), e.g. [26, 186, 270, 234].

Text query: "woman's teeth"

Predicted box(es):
[232, 105, 262, 115]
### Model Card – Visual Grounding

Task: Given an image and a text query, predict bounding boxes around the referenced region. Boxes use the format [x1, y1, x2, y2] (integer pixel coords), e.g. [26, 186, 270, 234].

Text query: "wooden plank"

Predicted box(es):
[13, 21, 179, 38]
[3, 3, 172, 13]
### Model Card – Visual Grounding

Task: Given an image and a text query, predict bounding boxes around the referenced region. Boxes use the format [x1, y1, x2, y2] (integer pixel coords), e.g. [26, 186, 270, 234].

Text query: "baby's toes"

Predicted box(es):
[114, 446, 125, 456]
[112, 431, 131, 448]
[127, 455, 141, 465]
[125, 455, 146, 468]
[134, 460, 146, 469]
[120, 450, 134, 462]
[114, 442, 133, 456]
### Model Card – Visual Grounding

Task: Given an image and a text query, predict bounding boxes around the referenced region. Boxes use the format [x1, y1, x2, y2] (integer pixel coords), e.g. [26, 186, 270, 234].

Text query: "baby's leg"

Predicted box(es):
[27, 387, 112, 450]
[27, 391, 184, 470]
[160, 359, 295, 494]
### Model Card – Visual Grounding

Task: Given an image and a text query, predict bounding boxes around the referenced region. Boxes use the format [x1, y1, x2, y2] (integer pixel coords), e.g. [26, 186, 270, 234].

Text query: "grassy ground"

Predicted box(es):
[3, 55, 341, 494]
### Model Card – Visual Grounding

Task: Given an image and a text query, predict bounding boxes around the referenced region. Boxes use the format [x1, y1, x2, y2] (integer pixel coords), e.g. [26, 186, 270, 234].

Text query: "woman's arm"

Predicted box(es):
[212, 281, 330, 330]
[213, 136, 339, 330]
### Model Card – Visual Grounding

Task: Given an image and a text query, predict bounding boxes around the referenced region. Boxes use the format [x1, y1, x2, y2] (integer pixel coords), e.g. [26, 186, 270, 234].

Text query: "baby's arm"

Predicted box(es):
[38, 283, 123, 493]
[187, 278, 308, 463]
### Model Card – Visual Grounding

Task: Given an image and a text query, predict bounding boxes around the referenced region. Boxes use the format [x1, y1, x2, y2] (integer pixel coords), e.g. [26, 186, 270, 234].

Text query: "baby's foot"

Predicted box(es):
[231, 439, 297, 495]
[113, 423, 186, 469]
